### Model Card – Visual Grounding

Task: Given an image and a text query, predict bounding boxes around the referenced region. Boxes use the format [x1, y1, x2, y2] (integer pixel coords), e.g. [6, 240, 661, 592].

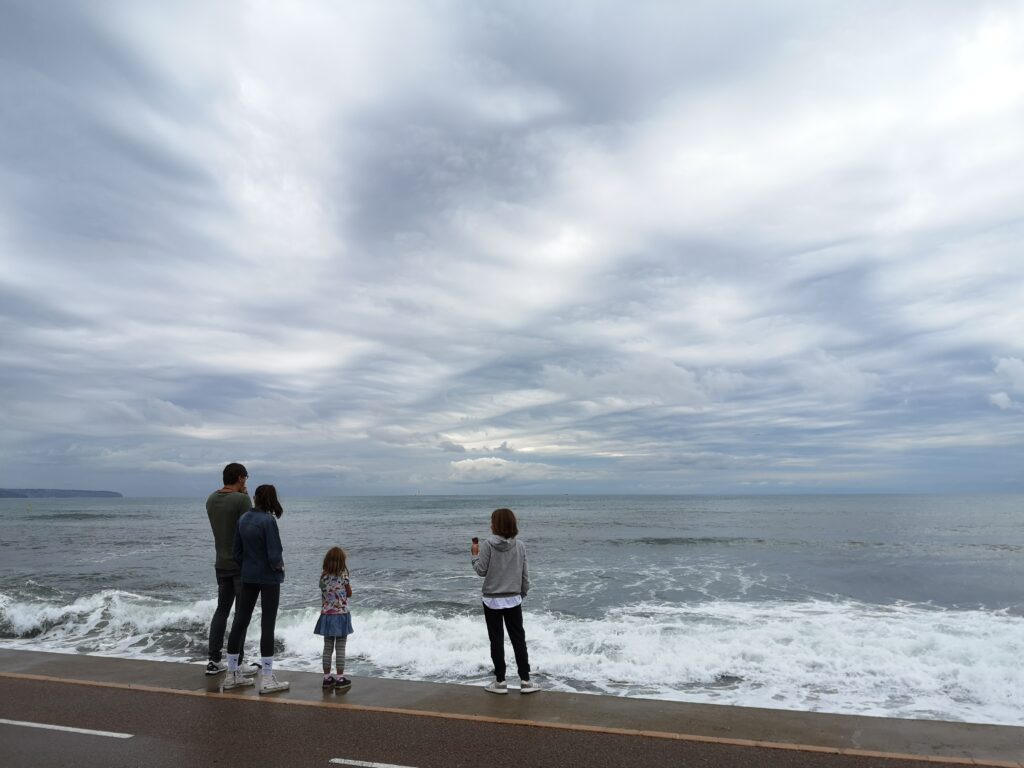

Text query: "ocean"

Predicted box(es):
[1, 494, 1021, 725]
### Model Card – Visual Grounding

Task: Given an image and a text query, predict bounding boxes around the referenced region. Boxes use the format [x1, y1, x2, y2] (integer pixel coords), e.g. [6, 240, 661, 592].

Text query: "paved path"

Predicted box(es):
[0, 649, 1021, 768]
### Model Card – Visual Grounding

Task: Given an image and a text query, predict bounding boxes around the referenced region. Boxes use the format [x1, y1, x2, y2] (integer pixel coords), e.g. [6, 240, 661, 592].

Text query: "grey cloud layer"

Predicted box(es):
[1, 1, 1022, 496]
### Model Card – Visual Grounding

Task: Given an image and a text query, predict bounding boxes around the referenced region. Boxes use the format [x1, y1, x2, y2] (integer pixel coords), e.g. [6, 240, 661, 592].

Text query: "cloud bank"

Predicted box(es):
[1, 1, 1023, 495]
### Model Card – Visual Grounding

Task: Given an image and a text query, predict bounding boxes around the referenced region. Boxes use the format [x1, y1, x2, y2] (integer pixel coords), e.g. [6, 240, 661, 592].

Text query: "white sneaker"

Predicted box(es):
[222, 671, 255, 690]
[520, 680, 540, 694]
[485, 680, 508, 695]
[240, 662, 261, 677]
[259, 674, 290, 695]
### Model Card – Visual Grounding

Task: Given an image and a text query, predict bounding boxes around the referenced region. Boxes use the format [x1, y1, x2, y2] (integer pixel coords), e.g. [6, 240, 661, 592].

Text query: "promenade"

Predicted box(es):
[0, 648, 1020, 767]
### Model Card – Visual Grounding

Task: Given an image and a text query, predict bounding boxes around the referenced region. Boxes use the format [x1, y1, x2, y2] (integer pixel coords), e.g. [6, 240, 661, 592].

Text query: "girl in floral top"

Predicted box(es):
[314, 546, 354, 691]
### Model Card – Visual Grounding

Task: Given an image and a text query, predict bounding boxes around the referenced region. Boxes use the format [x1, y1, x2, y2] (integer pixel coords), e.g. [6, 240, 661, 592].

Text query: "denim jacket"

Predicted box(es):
[232, 509, 285, 585]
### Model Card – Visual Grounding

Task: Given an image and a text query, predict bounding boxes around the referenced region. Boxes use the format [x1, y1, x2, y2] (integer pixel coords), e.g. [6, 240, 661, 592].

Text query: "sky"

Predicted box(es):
[1, 1, 1023, 497]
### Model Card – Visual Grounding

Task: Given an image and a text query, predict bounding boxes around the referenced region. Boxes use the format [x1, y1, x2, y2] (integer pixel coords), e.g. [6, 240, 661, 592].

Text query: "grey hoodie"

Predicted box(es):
[472, 534, 530, 598]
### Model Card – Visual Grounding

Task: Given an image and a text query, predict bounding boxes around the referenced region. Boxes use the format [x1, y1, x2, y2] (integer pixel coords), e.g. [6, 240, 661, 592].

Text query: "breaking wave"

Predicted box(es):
[2, 589, 1022, 725]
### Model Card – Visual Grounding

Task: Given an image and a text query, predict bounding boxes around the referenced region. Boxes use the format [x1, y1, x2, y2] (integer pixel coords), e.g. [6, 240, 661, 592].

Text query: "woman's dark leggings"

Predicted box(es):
[483, 603, 530, 682]
[227, 582, 280, 658]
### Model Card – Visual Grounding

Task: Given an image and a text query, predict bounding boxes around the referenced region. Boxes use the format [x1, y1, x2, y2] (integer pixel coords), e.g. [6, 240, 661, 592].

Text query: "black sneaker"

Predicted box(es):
[205, 660, 228, 676]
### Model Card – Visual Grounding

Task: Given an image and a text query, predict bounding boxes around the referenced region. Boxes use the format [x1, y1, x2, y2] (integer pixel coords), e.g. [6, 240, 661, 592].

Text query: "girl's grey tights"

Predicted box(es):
[322, 636, 347, 674]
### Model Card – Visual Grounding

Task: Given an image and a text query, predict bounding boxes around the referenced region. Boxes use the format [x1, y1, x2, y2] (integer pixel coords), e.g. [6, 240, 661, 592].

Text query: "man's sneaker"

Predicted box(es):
[485, 680, 508, 695]
[259, 674, 290, 695]
[240, 662, 261, 677]
[520, 679, 540, 694]
[322, 675, 336, 688]
[205, 660, 228, 676]
[222, 671, 255, 691]
[334, 676, 352, 693]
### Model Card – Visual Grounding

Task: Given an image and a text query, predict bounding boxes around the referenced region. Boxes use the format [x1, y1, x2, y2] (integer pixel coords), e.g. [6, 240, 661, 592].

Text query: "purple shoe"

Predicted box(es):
[322, 675, 335, 688]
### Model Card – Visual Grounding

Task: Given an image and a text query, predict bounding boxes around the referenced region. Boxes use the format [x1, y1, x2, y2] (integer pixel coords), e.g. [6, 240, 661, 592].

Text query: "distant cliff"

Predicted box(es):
[0, 489, 124, 498]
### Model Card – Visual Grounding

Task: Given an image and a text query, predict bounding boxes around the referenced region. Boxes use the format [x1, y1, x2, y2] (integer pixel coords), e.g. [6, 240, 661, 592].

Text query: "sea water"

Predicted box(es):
[1, 494, 1021, 724]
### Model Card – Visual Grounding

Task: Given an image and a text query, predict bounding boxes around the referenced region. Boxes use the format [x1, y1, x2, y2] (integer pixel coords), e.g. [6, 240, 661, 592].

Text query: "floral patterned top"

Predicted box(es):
[319, 571, 350, 615]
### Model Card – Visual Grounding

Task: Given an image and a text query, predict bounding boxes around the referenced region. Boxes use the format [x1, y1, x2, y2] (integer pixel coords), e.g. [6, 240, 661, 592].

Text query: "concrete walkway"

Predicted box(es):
[0, 648, 1020, 766]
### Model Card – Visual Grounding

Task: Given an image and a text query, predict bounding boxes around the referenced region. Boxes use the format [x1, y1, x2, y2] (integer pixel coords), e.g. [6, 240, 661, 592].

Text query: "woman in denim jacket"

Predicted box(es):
[223, 484, 289, 694]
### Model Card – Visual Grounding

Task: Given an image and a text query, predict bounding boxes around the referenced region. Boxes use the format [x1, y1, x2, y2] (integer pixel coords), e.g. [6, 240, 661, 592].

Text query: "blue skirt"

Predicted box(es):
[314, 613, 353, 637]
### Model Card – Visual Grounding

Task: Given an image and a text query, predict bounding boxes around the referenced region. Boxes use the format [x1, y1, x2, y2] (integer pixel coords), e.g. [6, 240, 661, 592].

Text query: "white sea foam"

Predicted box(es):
[3, 590, 1022, 725]
[0, 590, 211, 660]
[522, 601, 1024, 724]
[275, 607, 488, 679]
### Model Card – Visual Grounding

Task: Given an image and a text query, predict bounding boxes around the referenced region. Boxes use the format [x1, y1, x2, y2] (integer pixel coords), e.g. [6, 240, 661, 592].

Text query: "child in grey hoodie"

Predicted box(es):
[471, 507, 538, 694]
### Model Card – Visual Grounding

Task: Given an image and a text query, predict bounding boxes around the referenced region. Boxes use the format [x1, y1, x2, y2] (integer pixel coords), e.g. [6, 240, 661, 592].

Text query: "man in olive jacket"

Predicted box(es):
[204, 462, 251, 675]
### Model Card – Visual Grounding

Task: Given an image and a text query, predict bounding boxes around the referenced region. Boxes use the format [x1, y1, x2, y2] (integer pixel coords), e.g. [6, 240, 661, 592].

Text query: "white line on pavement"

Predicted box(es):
[0, 717, 133, 739]
[329, 760, 418, 768]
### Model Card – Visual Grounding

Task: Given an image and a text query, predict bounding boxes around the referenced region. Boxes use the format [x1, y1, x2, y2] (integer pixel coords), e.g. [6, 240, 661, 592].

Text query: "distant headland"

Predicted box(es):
[0, 489, 123, 498]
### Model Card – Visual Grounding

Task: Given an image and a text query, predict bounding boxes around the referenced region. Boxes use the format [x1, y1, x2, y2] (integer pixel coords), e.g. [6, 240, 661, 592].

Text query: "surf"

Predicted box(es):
[3, 589, 1021, 725]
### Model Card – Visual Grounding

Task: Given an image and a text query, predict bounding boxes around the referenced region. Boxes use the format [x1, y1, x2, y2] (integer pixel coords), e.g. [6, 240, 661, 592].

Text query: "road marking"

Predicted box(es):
[329, 760, 418, 768]
[0, 717, 133, 739]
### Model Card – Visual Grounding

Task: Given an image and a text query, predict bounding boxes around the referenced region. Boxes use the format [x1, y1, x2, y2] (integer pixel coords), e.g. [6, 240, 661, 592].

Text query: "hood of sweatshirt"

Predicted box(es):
[487, 534, 513, 551]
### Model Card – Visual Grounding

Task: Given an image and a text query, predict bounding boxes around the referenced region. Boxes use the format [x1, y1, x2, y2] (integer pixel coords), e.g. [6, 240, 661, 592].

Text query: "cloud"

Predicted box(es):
[448, 457, 583, 485]
[995, 358, 1024, 391]
[540, 357, 707, 410]
[798, 351, 880, 404]
[1, 2, 1023, 494]
[989, 392, 1014, 411]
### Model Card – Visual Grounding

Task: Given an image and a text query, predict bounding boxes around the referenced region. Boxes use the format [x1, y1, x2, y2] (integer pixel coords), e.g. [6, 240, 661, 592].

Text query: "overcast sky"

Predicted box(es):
[1, 1, 1023, 497]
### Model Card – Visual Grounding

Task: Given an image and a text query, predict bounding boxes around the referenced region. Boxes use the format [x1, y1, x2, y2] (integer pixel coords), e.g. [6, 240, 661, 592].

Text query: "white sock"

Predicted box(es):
[227, 653, 239, 673]
[261, 657, 273, 677]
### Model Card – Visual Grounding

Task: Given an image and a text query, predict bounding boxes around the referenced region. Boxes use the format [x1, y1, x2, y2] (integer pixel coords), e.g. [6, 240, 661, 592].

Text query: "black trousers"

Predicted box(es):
[227, 582, 280, 658]
[208, 568, 247, 663]
[483, 603, 530, 682]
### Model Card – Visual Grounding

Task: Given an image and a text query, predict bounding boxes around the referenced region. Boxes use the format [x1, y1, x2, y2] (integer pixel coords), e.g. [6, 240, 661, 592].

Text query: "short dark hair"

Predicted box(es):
[253, 484, 283, 518]
[491, 507, 518, 539]
[223, 463, 248, 486]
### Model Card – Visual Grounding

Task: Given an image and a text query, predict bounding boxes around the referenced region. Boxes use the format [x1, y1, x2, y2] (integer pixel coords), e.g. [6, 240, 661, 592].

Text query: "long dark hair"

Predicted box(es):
[253, 484, 283, 518]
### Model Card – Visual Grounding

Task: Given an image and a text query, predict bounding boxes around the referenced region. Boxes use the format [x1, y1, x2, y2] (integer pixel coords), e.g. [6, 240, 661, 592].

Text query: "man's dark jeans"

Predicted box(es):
[482, 603, 530, 683]
[208, 568, 247, 663]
